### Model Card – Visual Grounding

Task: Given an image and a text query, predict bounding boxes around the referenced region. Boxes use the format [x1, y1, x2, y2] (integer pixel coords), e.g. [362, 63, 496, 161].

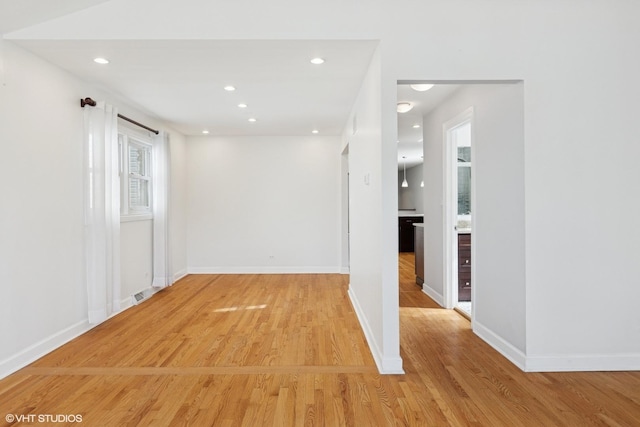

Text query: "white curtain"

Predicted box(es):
[152, 131, 172, 288]
[83, 101, 121, 324]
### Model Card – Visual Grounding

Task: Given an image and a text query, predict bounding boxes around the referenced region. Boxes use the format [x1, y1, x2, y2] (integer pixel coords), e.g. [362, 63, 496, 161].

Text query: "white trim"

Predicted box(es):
[473, 320, 527, 371]
[0, 320, 92, 380]
[524, 354, 640, 372]
[0, 286, 167, 379]
[348, 286, 405, 375]
[421, 283, 444, 307]
[188, 266, 341, 274]
[120, 214, 153, 222]
[173, 269, 188, 282]
[442, 107, 475, 310]
[119, 295, 134, 312]
[340, 267, 350, 274]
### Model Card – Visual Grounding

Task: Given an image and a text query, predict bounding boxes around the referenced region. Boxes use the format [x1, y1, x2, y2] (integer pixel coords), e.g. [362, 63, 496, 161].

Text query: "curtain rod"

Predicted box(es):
[80, 97, 160, 135]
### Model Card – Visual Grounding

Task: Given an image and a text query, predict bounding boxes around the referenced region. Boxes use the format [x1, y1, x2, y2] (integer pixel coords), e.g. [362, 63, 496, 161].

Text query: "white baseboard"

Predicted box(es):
[152, 276, 172, 288]
[0, 287, 163, 380]
[188, 266, 341, 274]
[119, 295, 134, 313]
[173, 269, 188, 282]
[348, 286, 404, 375]
[473, 320, 527, 371]
[421, 283, 444, 307]
[524, 353, 640, 372]
[474, 321, 640, 372]
[0, 320, 92, 380]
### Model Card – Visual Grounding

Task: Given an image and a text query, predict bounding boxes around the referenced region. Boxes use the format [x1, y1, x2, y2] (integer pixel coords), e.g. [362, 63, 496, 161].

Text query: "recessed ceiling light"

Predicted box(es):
[238, 103, 247, 108]
[413, 124, 421, 129]
[397, 102, 413, 113]
[248, 118, 257, 122]
[410, 84, 434, 92]
[224, 85, 236, 91]
[93, 57, 109, 64]
[312, 130, 319, 134]
[202, 130, 210, 134]
[310, 57, 325, 65]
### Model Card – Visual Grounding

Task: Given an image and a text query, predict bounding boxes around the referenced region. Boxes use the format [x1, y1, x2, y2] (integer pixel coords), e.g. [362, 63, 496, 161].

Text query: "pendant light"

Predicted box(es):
[402, 156, 409, 188]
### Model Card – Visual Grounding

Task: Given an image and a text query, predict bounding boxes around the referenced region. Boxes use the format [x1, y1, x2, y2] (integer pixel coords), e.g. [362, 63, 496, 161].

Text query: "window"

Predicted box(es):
[457, 145, 471, 215]
[119, 131, 153, 218]
[453, 122, 472, 217]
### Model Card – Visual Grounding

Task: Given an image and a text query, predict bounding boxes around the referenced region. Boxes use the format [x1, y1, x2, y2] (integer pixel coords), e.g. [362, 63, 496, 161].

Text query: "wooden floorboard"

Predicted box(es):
[1, 257, 639, 426]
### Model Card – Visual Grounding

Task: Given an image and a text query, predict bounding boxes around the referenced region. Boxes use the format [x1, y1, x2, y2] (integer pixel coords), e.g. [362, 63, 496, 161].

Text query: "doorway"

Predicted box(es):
[443, 107, 474, 318]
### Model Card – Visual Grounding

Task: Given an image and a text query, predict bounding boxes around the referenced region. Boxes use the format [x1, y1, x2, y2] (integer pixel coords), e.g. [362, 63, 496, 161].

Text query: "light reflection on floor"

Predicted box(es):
[456, 301, 472, 316]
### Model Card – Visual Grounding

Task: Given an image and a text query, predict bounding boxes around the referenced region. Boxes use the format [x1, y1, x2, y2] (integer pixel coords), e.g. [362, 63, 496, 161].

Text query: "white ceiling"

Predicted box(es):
[397, 83, 460, 169]
[12, 39, 379, 136]
[2, 1, 460, 168]
[0, 0, 110, 34]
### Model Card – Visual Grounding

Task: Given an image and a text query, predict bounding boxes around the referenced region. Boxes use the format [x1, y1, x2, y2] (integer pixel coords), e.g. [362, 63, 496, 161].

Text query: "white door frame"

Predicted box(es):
[442, 107, 475, 311]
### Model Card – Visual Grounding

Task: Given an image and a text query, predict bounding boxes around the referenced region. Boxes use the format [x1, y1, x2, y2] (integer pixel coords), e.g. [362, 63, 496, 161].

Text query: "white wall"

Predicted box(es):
[0, 40, 87, 371]
[4, 0, 640, 372]
[186, 135, 342, 273]
[345, 48, 403, 373]
[422, 84, 526, 361]
[0, 40, 187, 378]
[398, 164, 424, 214]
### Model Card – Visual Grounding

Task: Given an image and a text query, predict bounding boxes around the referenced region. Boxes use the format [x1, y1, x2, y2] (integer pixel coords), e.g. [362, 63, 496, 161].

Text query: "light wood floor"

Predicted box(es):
[1, 256, 639, 426]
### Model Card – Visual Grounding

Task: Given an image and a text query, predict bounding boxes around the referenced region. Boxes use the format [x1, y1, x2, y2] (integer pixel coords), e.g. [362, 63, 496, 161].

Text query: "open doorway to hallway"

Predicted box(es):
[396, 80, 523, 328]
[443, 109, 474, 319]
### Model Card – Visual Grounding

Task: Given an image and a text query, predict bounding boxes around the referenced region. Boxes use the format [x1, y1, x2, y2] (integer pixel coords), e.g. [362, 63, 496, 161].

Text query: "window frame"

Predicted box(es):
[118, 129, 153, 221]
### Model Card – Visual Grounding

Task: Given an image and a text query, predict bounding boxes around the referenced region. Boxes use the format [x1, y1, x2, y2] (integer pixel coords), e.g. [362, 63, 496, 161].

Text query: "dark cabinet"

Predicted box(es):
[458, 233, 471, 301]
[399, 216, 423, 252]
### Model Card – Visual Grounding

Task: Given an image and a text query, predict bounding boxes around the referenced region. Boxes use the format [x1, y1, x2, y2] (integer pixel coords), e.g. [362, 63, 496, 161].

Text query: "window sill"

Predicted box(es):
[121, 213, 153, 222]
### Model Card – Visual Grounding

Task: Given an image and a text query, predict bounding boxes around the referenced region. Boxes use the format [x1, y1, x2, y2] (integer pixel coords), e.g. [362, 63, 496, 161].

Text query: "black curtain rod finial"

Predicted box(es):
[80, 97, 97, 108]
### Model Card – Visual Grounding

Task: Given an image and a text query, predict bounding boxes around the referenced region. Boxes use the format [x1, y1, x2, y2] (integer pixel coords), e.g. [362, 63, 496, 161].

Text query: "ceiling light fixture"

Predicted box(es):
[413, 124, 421, 129]
[248, 118, 257, 122]
[397, 102, 413, 113]
[93, 57, 109, 64]
[238, 103, 247, 108]
[312, 130, 319, 134]
[224, 85, 236, 91]
[402, 156, 409, 188]
[202, 130, 210, 134]
[410, 84, 434, 92]
[310, 57, 325, 65]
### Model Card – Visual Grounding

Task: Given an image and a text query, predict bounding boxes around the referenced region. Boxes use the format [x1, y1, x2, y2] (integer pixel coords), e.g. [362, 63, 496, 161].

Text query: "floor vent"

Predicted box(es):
[132, 289, 151, 306]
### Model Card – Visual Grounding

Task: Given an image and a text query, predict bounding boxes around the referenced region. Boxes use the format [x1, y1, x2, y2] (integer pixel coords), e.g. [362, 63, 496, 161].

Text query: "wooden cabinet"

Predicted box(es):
[414, 225, 424, 286]
[399, 216, 423, 252]
[458, 233, 471, 301]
